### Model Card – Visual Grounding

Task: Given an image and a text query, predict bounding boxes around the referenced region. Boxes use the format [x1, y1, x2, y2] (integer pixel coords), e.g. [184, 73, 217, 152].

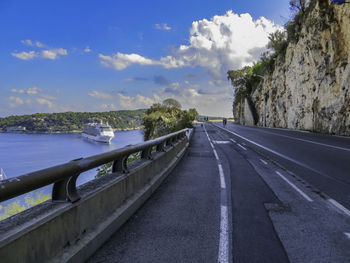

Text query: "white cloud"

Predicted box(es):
[84, 46, 91, 53]
[99, 104, 117, 110]
[115, 79, 233, 116]
[99, 53, 159, 70]
[8, 96, 24, 108]
[21, 39, 45, 48]
[27, 87, 41, 95]
[12, 40, 68, 60]
[36, 98, 54, 108]
[11, 87, 42, 95]
[88, 90, 114, 99]
[11, 51, 37, 60]
[155, 23, 171, 31]
[117, 93, 159, 109]
[41, 48, 68, 60]
[99, 10, 282, 83]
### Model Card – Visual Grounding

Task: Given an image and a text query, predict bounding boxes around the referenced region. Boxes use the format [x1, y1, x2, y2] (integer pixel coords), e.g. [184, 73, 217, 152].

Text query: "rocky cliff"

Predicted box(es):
[250, 0, 350, 135]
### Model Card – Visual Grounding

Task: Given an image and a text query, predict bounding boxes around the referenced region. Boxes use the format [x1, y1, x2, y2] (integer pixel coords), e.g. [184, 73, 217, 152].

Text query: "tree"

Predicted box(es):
[268, 31, 288, 55]
[289, 0, 308, 14]
[162, 98, 182, 109]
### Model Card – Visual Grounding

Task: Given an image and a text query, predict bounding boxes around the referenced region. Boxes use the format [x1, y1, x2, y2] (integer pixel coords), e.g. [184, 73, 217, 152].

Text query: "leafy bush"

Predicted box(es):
[0, 191, 50, 220]
[142, 99, 198, 140]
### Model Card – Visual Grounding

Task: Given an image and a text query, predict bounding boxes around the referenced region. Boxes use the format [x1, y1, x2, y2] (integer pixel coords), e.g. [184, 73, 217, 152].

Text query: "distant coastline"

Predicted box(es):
[0, 109, 146, 134]
[0, 127, 143, 134]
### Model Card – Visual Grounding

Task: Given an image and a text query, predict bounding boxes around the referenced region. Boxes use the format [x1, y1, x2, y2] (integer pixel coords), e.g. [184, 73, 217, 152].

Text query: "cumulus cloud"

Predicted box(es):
[99, 103, 117, 110]
[36, 98, 54, 108]
[88, 90, 114, 99]
[12, 40, 68, 60]
[99, 10, 282, 83]
[155, 23, 171, 31]
[21, 39, 45, 48]
[117, 93, 159, 110]
[41, 48, 68, 60]
[99, 53, 159, 70]
[11, 51, 37, 60]
[8, 96, 25, 108]
[11, 87, 42, 95]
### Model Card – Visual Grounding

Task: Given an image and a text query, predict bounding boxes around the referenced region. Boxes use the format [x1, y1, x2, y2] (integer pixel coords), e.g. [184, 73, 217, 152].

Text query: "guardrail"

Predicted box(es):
[0, 128, 188, 203]
[0, 128, 190, 263]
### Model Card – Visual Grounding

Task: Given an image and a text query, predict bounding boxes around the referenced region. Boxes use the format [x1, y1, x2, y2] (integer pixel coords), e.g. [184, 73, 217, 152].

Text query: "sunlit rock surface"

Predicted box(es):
[250, 0, 350, 136]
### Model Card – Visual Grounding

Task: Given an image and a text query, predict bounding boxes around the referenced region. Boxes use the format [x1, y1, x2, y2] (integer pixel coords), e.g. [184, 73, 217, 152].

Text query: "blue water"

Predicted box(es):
[0, 130, 144, 208]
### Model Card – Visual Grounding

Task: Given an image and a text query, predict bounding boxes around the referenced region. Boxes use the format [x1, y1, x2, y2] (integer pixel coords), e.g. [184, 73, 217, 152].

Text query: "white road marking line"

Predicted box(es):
[260, 159, 268, 165]
[213, 149, 219, 161]
[328, 199, 350, 217]
[218, 164, 226, 189]
[213, 140, 231, 144]
[275, 171, 313, 202]
[237, 144, 247, 151]
[261, 131, 350, 152]
[203, 124, 230, 263]
[344, 232, 350, 239]
[214, 124, 330, 179]
[230, 139, 236, 143]
[218, 205, 229, 263]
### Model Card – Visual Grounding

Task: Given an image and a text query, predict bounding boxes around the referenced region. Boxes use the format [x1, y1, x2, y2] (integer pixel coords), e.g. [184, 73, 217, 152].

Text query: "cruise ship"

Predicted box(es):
[82, 121, 114, 143]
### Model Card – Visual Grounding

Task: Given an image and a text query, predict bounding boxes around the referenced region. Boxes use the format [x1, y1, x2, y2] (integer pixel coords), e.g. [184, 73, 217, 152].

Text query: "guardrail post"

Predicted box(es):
[156, 141, 165, 152]
[166, 138, 173, 147]
[141, 146, 153, 160]
[112, 156, 128, 173]
[52, 173, 81, 203]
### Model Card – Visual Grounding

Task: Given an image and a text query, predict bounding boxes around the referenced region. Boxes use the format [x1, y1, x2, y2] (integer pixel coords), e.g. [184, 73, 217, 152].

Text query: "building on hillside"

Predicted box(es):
[6, 126, 26, 132]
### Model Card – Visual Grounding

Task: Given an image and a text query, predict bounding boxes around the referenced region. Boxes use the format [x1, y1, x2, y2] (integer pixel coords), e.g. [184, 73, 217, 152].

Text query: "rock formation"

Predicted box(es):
[249, 0, 350, 135]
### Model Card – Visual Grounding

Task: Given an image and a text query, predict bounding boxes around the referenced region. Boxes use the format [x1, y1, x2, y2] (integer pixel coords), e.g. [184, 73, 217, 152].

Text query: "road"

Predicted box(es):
[214, 122, 350, 211]
[88, 123, 350, 263]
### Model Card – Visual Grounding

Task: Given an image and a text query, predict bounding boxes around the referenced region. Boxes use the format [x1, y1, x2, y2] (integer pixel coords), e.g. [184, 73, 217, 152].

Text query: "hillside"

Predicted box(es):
[229, 0, 350, 136]
[0, 109, 146, 133]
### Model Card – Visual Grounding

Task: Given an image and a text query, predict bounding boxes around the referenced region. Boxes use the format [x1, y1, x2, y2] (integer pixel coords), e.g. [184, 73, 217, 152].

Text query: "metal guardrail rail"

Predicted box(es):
[0, 129, 188, 203]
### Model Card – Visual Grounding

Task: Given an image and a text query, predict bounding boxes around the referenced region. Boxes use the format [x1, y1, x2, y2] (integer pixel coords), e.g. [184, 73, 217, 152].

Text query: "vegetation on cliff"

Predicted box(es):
[0, 109, 146, 132]
[228, 0, 350, 135]
[142, 98, 198, 140]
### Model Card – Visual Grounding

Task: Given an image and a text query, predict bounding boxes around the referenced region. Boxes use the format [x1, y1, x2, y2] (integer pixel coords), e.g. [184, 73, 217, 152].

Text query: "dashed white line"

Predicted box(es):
[275, 171, 313, 202]
[203, 124, 230, 263]
[344, 232, 350, 239]
[328, 199, 350, 217]
[213, 140, 231, 144]
[214, 124, 331, 180]
[218, 164, 226, 189]
[229, 139, 236, 143]
[218, 205, 229, 263]
[237, 144, 247, 151]
[260, 159, 268, 165]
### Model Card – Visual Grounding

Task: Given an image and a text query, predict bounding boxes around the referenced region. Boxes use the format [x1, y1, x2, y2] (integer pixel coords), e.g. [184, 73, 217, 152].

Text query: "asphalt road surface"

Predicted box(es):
[88, 123, 350, 262]
[213, 122, 350, 211]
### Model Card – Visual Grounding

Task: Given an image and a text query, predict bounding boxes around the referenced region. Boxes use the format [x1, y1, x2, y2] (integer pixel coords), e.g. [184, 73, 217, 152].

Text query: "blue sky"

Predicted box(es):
[0, 0, 291, 117]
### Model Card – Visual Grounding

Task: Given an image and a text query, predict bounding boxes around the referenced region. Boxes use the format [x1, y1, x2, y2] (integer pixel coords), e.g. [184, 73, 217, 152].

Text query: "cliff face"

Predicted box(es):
[250, 0, 350, 135]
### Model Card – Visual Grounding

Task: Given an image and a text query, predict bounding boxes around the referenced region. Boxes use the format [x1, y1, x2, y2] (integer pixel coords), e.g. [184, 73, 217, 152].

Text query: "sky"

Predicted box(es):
[0, 0, 292, 117]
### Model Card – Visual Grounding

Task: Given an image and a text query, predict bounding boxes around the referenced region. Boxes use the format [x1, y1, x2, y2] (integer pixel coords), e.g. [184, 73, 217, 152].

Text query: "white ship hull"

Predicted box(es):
[82, 132, 114, 143]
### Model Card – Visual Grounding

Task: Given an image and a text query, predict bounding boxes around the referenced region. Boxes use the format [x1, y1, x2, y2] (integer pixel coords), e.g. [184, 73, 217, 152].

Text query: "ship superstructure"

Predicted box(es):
[82, 121, 114, 143]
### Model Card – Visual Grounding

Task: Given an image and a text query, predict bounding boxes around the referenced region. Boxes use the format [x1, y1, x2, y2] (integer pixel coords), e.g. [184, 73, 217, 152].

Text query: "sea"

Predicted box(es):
[0, 130, 144, 210]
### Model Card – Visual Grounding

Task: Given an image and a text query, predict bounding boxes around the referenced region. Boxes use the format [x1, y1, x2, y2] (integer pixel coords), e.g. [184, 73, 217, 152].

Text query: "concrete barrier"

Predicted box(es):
[0, 136, 189, 263]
